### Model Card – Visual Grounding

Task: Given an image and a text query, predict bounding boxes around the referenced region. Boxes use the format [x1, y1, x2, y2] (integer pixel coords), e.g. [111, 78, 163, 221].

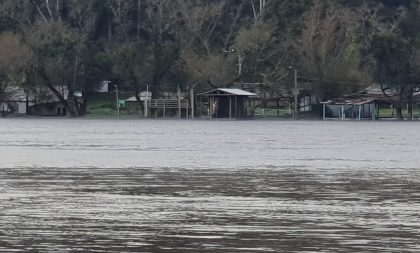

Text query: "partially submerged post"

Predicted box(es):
[190, 89, 195, 119]
[294, 69, 299, 120]
[144, 85, 149, 118]
[114, 85, 120, 118]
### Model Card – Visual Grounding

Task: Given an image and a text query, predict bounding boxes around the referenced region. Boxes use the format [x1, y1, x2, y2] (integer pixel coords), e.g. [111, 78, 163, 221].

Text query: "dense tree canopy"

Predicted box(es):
[0, 0, 419, 116]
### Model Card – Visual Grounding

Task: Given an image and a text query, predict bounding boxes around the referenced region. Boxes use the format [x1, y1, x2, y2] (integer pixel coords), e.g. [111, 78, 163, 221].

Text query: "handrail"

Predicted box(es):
[146, 99, 189, 109]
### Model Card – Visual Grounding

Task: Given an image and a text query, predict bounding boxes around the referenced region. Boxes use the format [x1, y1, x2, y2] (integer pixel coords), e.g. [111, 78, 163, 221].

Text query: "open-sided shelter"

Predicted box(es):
[322, 85, 420, 120]
[197, 88, 257, 119]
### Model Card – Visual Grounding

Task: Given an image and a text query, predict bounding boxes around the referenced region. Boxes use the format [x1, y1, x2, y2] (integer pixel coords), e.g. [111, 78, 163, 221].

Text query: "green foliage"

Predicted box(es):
[0, 0, 420, 115]
[371, 33, 414, 85]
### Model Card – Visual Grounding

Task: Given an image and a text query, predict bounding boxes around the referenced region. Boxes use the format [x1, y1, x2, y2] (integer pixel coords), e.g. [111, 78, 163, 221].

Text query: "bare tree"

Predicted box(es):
[298, 0, 367, 98]
[0, 33, 33, 103]
[178, 1, 225, 55]
[250, 0, 267, 23]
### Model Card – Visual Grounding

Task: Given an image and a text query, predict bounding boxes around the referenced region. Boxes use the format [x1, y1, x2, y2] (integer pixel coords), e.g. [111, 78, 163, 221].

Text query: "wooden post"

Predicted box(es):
[358, 105, 362, 120]
[391, 104, 394, 118]
[209, 97, 213, 119]
[190, 89, 194, 119]
[323, 104, 326, 120]
[372, 103, 376, 120]
[229, 96, 232, 119]
[114, 85, 120, 118]
[235, 96, 238, 118]
[293, 69, 299, 120]
[410, 103, 414, 120]
[144, 85, 149, 118]
[186, 101, 189, 119]
[178, 97, 181, 118]
[163, 99, 166, 118]
[341, 106, 345, 120]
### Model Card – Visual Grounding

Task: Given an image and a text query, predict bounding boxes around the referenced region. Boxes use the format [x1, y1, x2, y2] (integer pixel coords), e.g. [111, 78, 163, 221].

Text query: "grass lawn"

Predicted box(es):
[86, 93, 143, 118]
[254, 108, 292, 118]
[378, 107, 420, 118]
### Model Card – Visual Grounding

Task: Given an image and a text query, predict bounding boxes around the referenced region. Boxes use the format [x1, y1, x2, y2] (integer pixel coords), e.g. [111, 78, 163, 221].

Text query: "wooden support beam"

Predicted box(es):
[190, 89, 194, 119]
[210, 97, 213, 119]
[178, 98, 181, 118]
[229, 96, 232, 119]
[163, 100, 166, 118]
[372, 103, 376, 120]
[235, 96, 238, 118]
[186, 102, 189, 119]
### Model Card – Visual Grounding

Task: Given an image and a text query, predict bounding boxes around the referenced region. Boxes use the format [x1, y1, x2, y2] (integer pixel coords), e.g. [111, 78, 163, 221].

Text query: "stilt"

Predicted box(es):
[186, 103, 189, 119]
[372, 103, 377, 120]
[209, 97, 214, 119]
[190, 89, 195, 119]
[229, 97, 232, 119]
[178, 98, 181, 118]
[163, 100, 166, 118]
[235, 96, 238, 118]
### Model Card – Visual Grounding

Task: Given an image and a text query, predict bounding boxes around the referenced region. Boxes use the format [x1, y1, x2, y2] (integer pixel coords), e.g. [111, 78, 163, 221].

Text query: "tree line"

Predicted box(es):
[0, 0, 419, 117]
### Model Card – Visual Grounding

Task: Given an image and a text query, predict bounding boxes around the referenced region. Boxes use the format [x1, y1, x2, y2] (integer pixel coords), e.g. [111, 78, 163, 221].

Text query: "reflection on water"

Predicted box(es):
[0, 119, 420, 252]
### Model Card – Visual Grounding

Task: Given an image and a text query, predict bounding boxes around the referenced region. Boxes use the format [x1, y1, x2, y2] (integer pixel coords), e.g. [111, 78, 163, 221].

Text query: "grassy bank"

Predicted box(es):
[86, 93, 143, 119]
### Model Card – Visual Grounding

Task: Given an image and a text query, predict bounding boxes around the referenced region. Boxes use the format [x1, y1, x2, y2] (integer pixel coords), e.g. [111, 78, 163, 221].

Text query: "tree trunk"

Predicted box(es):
[134, 88, 144, 112]
[381, 85, 404, 121]
[395, 104, 403, 120]
[408, 102, 413, 120]
[38, 68, 76, 116]
[406, 86, 414, 120]
[137, 0, 142, 41]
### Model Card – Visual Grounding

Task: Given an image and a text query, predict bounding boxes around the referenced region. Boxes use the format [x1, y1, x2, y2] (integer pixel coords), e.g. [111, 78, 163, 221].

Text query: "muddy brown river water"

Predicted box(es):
[0, 119, 420, 252]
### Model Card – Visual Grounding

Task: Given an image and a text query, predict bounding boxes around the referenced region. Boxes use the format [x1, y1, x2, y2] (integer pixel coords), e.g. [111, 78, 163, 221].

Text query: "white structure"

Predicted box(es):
[94, 81, 110, 93]
[0, 86, 28, 114]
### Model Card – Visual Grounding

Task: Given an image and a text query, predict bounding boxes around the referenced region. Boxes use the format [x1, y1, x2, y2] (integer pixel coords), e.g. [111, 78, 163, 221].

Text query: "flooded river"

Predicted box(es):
[0, 119, 420, 252]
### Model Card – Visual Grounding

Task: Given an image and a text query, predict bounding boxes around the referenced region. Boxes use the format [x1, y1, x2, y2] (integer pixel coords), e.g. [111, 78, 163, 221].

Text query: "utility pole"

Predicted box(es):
[289, 67, 299, 120]
[114, 84, 120, 118]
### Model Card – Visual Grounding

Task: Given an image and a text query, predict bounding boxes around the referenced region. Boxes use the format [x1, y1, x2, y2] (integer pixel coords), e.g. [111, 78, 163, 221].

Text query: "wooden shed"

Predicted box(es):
[197, 88, 257, 119]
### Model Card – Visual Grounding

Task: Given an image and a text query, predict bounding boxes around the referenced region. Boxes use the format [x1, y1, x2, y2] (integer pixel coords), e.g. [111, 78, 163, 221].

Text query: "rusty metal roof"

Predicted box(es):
[323, 85, 401, 105]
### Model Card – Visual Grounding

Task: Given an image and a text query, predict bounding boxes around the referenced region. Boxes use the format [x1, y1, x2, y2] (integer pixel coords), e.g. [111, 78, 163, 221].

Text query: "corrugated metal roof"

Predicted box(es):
[125, 96, 139, 102]
[322, 98, 375, 105]
[218, 88, 257, 96]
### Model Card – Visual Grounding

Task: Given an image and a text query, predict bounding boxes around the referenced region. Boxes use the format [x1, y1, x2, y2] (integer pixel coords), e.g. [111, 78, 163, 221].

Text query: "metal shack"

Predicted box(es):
[321, 85, 420, 120]
[197, 88, 257, 119]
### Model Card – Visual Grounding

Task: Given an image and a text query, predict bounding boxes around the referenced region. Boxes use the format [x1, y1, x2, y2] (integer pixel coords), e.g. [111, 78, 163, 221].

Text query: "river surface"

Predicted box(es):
[0, 119, 419, 252]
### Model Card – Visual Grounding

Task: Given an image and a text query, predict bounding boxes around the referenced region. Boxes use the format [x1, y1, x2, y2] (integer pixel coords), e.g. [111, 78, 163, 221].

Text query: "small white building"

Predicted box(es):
[93, 81, 111, 93]
[0, 86, 28, 114]
[1, 85, 77, 116]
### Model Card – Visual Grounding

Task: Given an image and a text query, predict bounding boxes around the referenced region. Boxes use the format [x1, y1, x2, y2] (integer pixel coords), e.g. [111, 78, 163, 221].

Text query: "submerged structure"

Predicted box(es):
[322, 86, 420, 120]
[197, 88, 257, 119]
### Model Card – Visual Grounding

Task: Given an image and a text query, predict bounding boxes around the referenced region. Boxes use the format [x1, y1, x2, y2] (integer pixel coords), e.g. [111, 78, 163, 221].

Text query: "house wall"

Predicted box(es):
[29, 102, 67, 116]
[0, 102, 26, 114]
